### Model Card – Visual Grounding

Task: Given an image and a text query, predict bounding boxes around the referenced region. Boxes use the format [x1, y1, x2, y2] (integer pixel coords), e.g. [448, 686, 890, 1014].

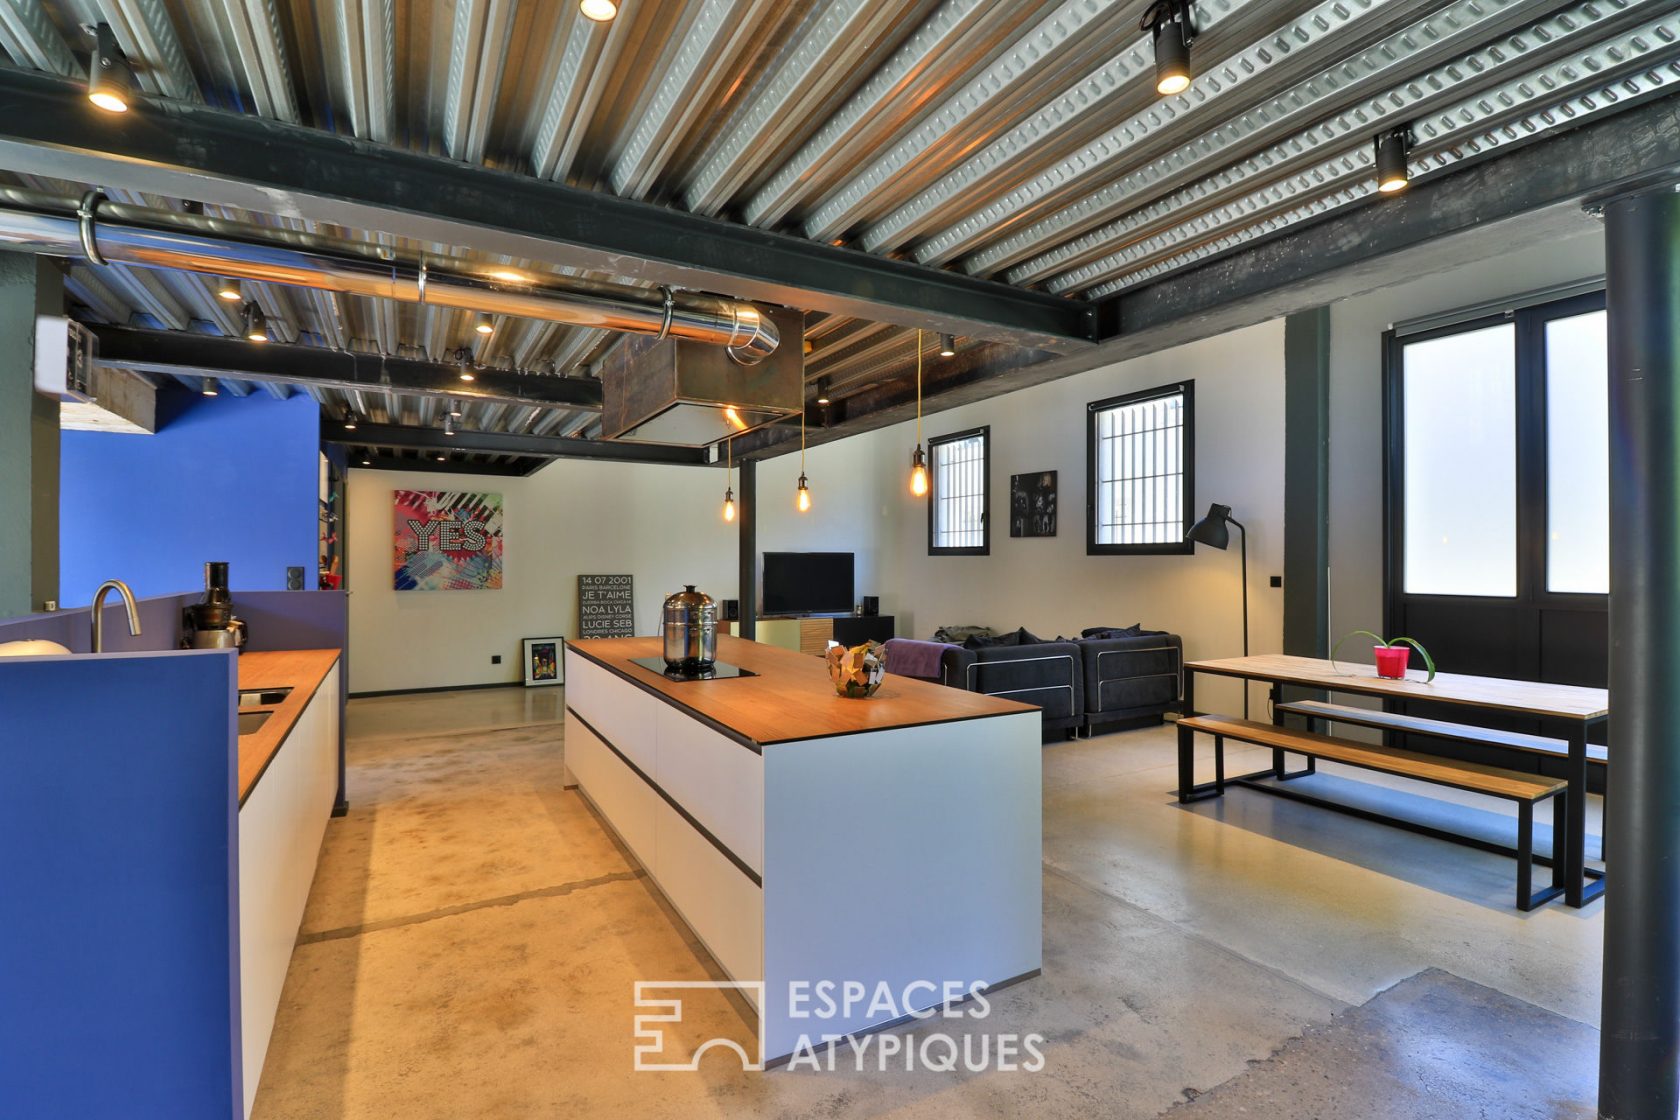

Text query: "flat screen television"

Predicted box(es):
[762, 551, 855, 616]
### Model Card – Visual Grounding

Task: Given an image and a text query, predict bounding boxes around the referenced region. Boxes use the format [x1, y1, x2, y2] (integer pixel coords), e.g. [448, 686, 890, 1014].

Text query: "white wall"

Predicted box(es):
[348, 458, 739, 693]
[858, 322, 1288, 716]
[1325, 229, 1606, 645]
[348, 433, 895, 694]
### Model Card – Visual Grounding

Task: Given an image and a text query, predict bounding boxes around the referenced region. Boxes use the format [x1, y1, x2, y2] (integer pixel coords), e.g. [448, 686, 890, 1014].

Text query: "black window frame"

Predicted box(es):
[1383, 290, 1610, 617]
[927, 425, 991, 557]
[1086, 381, 1196, 556]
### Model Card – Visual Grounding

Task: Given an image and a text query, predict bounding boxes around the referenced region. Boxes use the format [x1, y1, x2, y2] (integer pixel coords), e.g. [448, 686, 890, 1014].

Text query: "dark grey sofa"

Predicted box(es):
[935, 627, 1182, 738]
[939, 640, 1085, 736]
[1077, 632, 1183, 735]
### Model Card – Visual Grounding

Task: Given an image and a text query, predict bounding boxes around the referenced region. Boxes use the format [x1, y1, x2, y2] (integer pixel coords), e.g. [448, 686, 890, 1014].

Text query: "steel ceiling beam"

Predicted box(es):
[327, 422, 708, 466]
[354, 454, 536, 477]
[87, 324, 605, 409]
[0, 69, 1092, 351]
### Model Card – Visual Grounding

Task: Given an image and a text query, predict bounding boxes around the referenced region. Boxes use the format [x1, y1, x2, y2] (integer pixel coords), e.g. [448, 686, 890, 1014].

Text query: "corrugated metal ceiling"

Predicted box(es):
[1, 0, 1674, 453]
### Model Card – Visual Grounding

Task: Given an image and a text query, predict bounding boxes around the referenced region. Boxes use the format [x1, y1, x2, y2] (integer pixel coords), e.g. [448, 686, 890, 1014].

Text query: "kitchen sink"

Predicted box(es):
[237, 710, 272, 736]
[238, 687, 293, 709]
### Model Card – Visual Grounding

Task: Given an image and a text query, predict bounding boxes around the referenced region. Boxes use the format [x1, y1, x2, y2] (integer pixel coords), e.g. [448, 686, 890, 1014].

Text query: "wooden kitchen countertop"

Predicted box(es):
[567, 635, 1034, 748]
[238, 649, 340, 804]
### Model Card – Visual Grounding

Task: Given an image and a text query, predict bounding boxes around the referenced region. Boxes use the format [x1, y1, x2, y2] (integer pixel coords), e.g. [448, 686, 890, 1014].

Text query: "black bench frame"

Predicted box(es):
[1177, 701, 1568, 911]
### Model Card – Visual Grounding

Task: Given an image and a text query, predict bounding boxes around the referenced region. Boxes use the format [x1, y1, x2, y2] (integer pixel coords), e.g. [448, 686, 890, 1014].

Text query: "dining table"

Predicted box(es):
[1182, 654, 1608, 908]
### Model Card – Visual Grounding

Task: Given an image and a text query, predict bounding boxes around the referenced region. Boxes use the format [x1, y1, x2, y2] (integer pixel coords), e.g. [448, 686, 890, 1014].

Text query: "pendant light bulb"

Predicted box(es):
[909, 328, 929, 498]
[795, 407, 811, 512]
[722, 437, 735, 522]
[910, 444, 929, 497]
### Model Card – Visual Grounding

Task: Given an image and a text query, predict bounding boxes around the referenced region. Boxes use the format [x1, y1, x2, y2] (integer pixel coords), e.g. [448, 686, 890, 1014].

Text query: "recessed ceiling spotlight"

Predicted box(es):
[87, 24, 138, 113]
[214, 277, 242, 302]
[1375, 127, 1414, 194]
[938, 332, 956, 358]
[242, 301, 269, 343]
[579, 0, 617, 22]
[474, 312, 495, 335]
[1143, 1, 1195, 98]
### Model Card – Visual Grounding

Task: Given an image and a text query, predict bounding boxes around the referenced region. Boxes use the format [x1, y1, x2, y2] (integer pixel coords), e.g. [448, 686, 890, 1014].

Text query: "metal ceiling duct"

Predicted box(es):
[0, 188, 780, 362]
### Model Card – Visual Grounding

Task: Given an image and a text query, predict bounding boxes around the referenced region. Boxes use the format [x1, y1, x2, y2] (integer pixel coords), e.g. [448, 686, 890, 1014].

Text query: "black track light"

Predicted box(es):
[1375, 127, 1414, 194]
[938, 333, 956, 358]
[200, 377, 218, 397]
[1143, 1, 1195, 98]
[242, 301, 269, 342]
[343, 411, 358, 431]
[88, 24, 139, 113]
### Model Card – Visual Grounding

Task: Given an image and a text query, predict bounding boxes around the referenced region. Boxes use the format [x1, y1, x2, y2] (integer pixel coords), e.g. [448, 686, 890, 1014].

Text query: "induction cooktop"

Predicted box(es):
[629, 656, 758, 681]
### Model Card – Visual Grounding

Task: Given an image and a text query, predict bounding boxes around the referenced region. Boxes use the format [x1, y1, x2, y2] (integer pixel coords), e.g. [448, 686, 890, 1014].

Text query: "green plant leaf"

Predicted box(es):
[1388, 636, 1437, 683]
[1329, 629, 1390, 676]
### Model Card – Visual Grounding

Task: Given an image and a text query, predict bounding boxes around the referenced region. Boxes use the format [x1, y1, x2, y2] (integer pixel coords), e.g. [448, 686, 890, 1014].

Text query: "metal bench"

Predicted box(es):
[1177, 714, 1568, 911]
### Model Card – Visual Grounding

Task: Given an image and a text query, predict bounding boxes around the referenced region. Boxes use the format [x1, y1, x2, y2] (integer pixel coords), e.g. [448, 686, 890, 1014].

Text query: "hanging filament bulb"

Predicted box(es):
[909, 329, 929, 497]
[796, 408, 811, 512]
[723, 437, 736, 522]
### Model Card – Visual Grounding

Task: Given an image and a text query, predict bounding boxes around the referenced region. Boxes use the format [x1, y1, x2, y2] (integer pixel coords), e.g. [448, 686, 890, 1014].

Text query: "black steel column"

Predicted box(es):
[737, 460, 757, 640]
[1599, 183, 1680, 1120]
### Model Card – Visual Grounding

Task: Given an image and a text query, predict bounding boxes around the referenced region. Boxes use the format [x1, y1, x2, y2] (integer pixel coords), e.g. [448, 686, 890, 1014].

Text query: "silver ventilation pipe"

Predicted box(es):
[0, 189, 780, 363]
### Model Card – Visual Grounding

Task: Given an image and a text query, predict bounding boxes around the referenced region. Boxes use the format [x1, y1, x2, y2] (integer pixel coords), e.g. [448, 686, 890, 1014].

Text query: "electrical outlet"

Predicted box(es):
[1269, 575, 1283, 588]
[491, 654, 502, 665]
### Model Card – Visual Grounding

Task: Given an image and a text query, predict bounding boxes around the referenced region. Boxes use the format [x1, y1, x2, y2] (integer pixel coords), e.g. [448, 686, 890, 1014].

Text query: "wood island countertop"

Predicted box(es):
[567, 635, 1034, 747]
[237, 649, 340, 804]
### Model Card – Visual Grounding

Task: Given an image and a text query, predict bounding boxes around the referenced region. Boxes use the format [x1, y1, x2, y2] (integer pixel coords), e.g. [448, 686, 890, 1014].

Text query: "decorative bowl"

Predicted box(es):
[828, 640, 888, 699]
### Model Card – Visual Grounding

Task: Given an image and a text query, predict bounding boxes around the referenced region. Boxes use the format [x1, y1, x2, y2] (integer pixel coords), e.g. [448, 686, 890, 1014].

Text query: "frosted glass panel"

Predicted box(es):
[1545, 310, 1610, 594]
[1402, 323, 1518, 597]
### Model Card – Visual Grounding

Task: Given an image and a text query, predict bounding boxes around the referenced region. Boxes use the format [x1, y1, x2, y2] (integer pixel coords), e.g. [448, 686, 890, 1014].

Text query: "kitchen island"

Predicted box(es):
[564, 635, 1042, 1063]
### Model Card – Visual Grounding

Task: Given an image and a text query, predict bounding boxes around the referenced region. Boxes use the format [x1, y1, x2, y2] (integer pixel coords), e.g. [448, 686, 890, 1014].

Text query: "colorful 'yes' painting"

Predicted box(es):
[393, 490, 504, 591]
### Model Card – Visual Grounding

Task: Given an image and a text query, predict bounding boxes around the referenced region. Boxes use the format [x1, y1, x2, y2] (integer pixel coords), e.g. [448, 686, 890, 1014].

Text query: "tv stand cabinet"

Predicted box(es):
[728, 615, 895, 655]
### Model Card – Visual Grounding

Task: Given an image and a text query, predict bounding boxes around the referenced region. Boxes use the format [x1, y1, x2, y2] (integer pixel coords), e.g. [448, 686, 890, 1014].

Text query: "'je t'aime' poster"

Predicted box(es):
[393, 490, 503, 591]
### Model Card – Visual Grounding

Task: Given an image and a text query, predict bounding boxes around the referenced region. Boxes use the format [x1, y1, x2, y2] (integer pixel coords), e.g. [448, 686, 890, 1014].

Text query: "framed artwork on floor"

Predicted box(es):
[1010, 471, 1058, 538]
[522, 637, 564, 687]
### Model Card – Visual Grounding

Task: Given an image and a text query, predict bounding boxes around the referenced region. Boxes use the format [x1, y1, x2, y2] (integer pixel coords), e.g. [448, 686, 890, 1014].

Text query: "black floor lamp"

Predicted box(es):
[1186, 502, 1249, 717]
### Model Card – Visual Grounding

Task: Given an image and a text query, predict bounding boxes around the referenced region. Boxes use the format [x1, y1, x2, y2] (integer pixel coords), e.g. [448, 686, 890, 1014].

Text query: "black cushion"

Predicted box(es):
[964, 629, 1023, 649]
[1082, 624, 1142, 639]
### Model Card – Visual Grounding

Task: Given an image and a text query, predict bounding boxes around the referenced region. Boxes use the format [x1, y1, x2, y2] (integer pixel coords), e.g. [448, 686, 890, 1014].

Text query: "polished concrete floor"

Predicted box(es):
[252, 686, 1604, 1118]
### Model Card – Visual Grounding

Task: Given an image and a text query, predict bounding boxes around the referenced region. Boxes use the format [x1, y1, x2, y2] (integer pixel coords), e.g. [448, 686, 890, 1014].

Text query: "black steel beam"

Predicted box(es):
[1282, 308, 1330, 661]
[89, 324, 603, 410]
[353, 455, 534, 477]
[737, 460, 756, 641]
[327, 421, 707, 466]
[1599, 182, 1680, 1120]
[0, 69, 1092, 351]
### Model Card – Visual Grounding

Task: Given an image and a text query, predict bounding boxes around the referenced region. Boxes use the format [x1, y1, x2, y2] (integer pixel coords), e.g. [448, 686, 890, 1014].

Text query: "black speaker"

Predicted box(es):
[286, 566, 305, 591]
[721, 598, 740, 621]
[862, 596, 879, 617]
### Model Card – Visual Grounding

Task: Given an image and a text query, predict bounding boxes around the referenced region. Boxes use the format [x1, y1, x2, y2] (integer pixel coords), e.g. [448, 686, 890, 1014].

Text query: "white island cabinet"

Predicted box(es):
[564, 635, 1041, 1063]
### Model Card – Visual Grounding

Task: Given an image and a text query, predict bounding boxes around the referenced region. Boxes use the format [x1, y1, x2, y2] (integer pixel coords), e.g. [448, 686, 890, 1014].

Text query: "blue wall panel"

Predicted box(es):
[60, 392, 319, 606]
[0, 650, 241, 1118]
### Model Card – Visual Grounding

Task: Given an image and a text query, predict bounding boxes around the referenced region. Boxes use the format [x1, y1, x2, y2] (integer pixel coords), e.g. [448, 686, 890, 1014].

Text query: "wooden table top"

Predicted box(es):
[567, 635, 1035, 746]
[1185, 653, 1609, 721]
[237, 649, 340, 803]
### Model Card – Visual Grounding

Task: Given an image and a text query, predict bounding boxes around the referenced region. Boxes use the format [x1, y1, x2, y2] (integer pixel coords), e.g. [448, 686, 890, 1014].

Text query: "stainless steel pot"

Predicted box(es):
[662, 585, 717, 673]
